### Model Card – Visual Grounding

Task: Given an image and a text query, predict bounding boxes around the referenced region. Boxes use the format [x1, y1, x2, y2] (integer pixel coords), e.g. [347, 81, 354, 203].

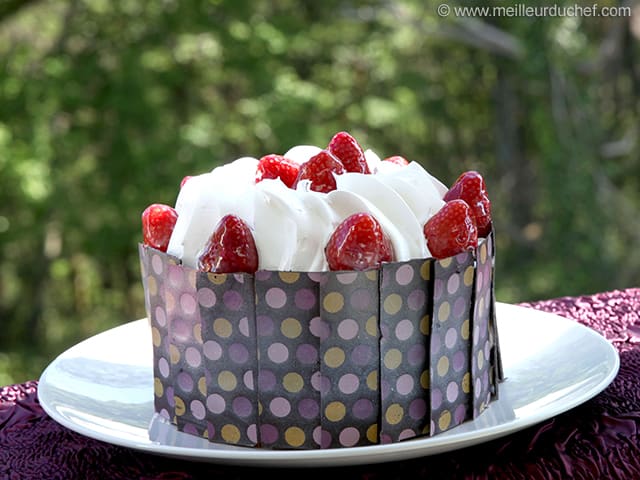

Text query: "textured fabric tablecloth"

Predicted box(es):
[2, 288, 640, 479]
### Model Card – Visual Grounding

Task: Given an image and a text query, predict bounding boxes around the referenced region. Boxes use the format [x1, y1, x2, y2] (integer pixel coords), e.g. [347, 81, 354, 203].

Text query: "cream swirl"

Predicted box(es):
[167, 148, 446, 271]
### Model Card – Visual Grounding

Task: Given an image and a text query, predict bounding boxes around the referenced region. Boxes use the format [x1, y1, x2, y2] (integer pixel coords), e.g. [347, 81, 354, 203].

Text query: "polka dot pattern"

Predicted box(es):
[199, 272, 258, 447]
[319, 270, 380, 448]
[139, 228, 501, 450]
[430, 251, 474, 436]
[255, 272, 322, 449]
[379, 259, 432, 443]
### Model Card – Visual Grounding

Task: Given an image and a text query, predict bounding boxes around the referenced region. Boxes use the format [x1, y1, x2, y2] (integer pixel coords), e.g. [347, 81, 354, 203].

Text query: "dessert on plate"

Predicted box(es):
[139, 131, 502, 449]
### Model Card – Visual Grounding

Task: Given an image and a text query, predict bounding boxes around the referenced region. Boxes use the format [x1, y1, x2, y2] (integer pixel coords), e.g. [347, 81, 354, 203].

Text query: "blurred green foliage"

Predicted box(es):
[1, 0, 638, 384]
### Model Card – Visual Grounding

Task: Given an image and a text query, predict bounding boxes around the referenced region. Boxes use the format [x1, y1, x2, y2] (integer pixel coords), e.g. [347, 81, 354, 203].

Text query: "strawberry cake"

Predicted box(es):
[139, 131, 502, 450]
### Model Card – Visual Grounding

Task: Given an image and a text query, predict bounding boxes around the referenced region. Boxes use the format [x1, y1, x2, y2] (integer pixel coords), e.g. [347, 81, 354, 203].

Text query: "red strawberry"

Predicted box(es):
[256, 154, 300, 188]
[327, 131, 370, 174]
[443, 170, 492, 237]
[293, 150, 345, 193]
[423, 199, 478, 259]
[325, 213, 393, 271]
[383, 155, 409, 167]
[142, 204, 178, 252]
[198, 214, 258, 274]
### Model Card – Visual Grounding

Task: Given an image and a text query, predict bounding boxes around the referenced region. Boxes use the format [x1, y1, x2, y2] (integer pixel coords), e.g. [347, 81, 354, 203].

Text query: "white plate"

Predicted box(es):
[38, 302, 619, 467]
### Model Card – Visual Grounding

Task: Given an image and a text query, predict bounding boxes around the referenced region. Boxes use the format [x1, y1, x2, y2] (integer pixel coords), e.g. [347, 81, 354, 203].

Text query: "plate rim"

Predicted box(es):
[37, 302, 620, 467]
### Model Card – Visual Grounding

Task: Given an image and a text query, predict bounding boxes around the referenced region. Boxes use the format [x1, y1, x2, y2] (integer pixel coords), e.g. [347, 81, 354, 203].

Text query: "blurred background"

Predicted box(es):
[1, 0, 639, 384]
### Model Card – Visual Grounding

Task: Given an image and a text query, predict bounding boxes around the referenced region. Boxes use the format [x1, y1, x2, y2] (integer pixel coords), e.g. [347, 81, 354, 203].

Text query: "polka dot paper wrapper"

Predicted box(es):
[139, 230, 502, 450]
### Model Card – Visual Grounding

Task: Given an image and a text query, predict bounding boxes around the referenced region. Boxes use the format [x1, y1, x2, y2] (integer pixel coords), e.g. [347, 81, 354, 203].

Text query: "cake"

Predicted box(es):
[139, 131, 502, 450]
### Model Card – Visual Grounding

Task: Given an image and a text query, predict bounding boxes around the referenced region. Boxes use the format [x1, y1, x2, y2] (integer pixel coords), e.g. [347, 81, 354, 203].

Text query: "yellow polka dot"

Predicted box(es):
[420, 260, 431, 280]
[257, 401, 263, 415]
[186, 269, 196, 288]
[325, 401, 346, 422]
[279, 272, 300, 284]
[422, 424, 430, 435]
[213, 317, 232, 338]
[165, 291, 175, 312]
[221, 424, 241, 443]
[366, 370, 378, 391]
[385, 404, 404, 425]
[461, 319, 470, 340]
[365, 270, 378, 282]
[383, 294, 402, 315]
[323, 292, 345, 313]
[174, 396, 185, 416]
[420, 370, 430, 390]
[152, 327, 161, 347]
[218, 370, 237, 391]
[462, 372, 471, 393]
[437, 356, 450, 377]
[202, 428, 209, 438]
[366, 424, 378, 443]
[365, 315, 378, 337]
[285, 426, 305, 447]
[420, 315, 430, 335]
[147, 276, 158, 296]
[281, 317, 302, 339]
[477, 349, 485, 369]
[169, 344, 180, 364]
[438, 302, 450, 322]
[193, 323, 202, 343]
[198, 377, 207, 396]
[154, 377, 163, 397]
[207, 273, 227, 285]
[324, 347, 346, 368]
[464, 266, 475, 286]
[438, 410, 451, 431]
[384, 349, 402, 370]
[439, 257, 452, 268]
[480, 242, 487, 264]
[283, 372, 304, 393]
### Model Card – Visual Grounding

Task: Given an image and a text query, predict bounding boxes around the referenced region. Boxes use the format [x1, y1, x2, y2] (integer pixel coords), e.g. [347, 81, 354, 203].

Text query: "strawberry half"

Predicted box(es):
[327, 131, 370, 174]
[256, 154, 300, 188]
[142, 203, 178, 252]
[198, 214, 259, 274]
[443, 170, 492, 237]
[325, 213, 393, 271]
[293, 150, 345, 193]
[423, 199, 478, 259]
[383, 155, 409, 167]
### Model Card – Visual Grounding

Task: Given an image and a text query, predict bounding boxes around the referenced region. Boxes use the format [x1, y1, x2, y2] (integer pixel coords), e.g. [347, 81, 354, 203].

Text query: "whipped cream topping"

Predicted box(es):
[167, 147, 447, 271]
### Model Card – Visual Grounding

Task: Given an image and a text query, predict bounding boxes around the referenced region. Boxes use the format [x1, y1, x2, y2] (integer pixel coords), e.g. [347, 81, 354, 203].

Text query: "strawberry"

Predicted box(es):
[325, 213, 393, 271]
[443, 170, 492, 237]
[256, 154, 300, 188]
[293, 150, 345, 193]
[423, 199, 478, 259]
[327, 131, 370, 174]
[198, 214, 259, 274]
[142, 203, 178, 252]
[383, 155, 409, 167]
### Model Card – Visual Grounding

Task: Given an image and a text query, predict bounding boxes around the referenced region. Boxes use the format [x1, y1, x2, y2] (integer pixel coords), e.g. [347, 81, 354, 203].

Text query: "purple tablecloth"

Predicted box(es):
[2, 288, 640, 479]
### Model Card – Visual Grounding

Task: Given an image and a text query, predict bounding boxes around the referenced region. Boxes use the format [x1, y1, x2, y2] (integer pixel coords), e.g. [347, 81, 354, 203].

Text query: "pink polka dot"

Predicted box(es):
[395, 319, 414, 341]
[431, 388, 443, 409]
[243, 370, 255, 390]
[265, 287, 287, 308]
[339, 427, 360, 447]
[338, 373, 360, 394]
[206, 393, 225, 414]
[191, 399, 205, 420]
[395, 264, 414, 285]
[336, 272, 358, 284]
[197, 288, 216, 308]
[203, 340, 222, 361]
[337, 318, 359, 340]
[180, 293, 197, 315]
[398, 429, 416, 441]
[158, 357, 169, 378]
[267, 342, 289, 363]
[269, 397, 291, 417]
[154, 306, 166, 327]
[446, 381, 459, 403]
[475, 378, 482, 399]
[396, 373, 414, 395]
[152, 254, 164, 275]
[239, 316, 250, 337]
[445, 327, 458, 349]
[447, 274, 460, 294]
[185, 346, 201, 367]
[309, 317, 329, 340]
[169, 265, 183, 286]
[247, 424, 258, 443]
